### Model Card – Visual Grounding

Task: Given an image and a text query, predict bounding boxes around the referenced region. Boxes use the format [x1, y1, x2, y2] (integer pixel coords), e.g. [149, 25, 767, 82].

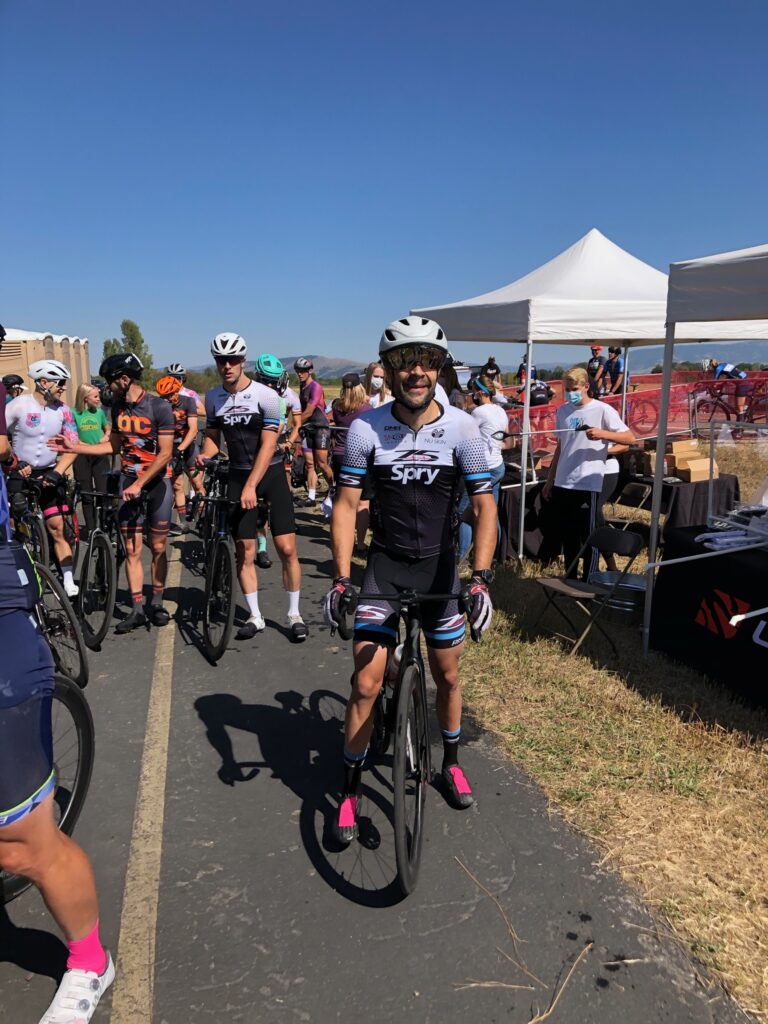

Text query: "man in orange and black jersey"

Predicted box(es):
[156, 374, 198, 534]
[50, 352, 174, 633]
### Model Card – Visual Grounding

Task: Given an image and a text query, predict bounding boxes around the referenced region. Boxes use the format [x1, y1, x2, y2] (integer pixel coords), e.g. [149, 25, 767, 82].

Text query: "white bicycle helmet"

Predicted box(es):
[379, 316, 448, 357]
[167, 362, 186, 376]
[701, 358, 713, 372]
[28, 358, 71, 382]
[211, 333, 247, 358]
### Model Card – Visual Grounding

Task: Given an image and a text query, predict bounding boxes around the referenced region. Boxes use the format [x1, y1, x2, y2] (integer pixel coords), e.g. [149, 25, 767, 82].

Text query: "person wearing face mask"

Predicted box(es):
[5, 360, 81, 597]
[542, 367, 634, 580]
[363, 361, 391, 408]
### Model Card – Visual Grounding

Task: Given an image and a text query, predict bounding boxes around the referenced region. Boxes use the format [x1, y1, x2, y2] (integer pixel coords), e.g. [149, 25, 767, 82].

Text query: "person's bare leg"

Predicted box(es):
[0, 795, 98, 941]
[344, 641, 388, 755]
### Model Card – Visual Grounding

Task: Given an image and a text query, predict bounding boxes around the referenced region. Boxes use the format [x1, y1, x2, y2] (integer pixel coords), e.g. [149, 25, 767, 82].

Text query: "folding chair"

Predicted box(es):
[533, 527, 644, 656]
[604, 481, 652, 531]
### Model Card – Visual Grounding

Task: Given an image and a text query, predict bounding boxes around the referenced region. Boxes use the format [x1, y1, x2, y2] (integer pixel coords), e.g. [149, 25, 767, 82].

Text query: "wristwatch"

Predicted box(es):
[471, 569, 494, 585]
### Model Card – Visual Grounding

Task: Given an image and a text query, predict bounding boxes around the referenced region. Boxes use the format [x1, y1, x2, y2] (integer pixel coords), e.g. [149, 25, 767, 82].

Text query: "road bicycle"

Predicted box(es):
[693, 378, 768, 430]
[1, 672, 95, 903]
[33, 559, 89, 688]
[75, 471, 147, 648]
[12, 474, 80, 570]
[335, 588, 465, 896]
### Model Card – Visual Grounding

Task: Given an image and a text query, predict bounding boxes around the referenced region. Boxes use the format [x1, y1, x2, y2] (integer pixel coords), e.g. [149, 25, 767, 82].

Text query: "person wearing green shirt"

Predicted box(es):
[72, 383, 112, 539]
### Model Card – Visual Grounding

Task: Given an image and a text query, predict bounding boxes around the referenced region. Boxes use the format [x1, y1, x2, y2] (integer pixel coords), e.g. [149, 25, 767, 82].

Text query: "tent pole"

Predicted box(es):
[642, 321, 676, 655]
[517, 339, 533, 561]
[621, 344, 630, 421]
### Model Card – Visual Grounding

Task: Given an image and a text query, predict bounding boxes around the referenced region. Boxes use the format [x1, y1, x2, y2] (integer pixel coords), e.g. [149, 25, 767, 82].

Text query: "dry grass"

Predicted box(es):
[461, 566, 768, 1019]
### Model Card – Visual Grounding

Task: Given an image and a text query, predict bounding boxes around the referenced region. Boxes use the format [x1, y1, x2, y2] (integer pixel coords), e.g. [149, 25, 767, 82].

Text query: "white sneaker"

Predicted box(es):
[236, 614, 266, 640]
[39, 952, 115, 1023]
[287, 613, 308, 641]
[63, 579, 79, 599]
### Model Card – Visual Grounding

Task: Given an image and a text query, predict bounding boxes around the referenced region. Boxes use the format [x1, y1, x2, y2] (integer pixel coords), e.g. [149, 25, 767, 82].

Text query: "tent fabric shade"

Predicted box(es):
[412, 228, 768, 344]
[667, 242, 768, 324]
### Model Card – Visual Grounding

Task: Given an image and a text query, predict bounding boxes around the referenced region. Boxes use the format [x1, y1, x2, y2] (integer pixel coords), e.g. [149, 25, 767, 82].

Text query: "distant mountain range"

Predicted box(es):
[190, 341, 766, 379]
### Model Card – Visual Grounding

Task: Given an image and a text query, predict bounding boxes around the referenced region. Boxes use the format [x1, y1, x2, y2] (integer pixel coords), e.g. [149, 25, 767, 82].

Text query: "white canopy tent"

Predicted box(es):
[412, 228, 768, 559]
[643, 242, 768, 652]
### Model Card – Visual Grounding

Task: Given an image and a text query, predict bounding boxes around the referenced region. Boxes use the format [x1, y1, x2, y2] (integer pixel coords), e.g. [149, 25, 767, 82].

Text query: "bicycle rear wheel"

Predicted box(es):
[392, 663, 430, 895]
[202, 536, 237, 662]
[78, 531, 117, 649]
[35, 562, 89, 688]
[2, 676, 95, 903]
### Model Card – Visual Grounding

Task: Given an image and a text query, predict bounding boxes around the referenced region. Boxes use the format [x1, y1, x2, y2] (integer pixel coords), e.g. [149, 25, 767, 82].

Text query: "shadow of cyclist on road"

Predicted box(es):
[194, 689, 405, 906]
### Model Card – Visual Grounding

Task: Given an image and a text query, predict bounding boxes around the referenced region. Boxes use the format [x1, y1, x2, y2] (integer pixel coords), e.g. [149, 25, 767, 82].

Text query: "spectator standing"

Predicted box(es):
[363, 361, 391, 408]
[542, 367, 634, 580]
[603, 347, 628, 396]
[516, 353, 538, 386]
[457, 374, 508, 560]
[480, 356, 502, 386]
[586, 343, 606, 397]
[72, 383, 112, 540]
[438, 362, 466, 410]
[329, 372, 372, 552]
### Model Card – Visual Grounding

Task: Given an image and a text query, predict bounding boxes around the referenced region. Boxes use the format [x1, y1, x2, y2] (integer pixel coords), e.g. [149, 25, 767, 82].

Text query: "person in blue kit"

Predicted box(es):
[704, 357, 750, 418]
[0, 371, 115, 1023]
[603, 346, 629, 396]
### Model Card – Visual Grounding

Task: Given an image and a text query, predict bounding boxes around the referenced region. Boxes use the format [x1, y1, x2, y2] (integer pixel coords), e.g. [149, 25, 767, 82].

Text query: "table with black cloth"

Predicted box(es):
[650, 525, 768, 701]
[497, 480, 562, 562]
[632, 473, 740, 537]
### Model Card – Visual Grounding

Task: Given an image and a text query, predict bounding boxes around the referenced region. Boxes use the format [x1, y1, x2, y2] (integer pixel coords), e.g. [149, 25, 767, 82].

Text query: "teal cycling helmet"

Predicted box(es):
[255, 353, 288, 395]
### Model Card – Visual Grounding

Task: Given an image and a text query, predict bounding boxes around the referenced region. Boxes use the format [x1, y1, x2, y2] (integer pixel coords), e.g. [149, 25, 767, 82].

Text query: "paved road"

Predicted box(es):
[0, 511, 753, 1023]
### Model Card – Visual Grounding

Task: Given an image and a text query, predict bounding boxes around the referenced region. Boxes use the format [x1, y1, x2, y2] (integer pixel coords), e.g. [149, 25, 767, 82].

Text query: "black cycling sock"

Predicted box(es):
[441, 727, 461, 770]
[342, 748, 367, 796]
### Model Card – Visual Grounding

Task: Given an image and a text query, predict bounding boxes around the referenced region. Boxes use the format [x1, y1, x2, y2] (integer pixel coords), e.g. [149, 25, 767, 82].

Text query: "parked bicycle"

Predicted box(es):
[334, 588, 465, 896]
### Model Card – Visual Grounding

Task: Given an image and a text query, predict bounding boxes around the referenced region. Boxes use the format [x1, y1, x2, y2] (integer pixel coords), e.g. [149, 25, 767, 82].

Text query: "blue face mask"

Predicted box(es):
[566, 390, 582, 405]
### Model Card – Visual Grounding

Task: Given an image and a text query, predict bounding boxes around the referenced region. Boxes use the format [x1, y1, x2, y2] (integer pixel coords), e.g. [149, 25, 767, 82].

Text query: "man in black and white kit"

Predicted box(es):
[200, 333, 307, 641]
[324, 316, 498, 844]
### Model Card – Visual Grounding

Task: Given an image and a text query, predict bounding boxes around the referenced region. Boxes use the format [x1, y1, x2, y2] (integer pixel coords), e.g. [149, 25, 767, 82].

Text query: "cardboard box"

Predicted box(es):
[641, 451, 677, 475]
[677, 458, 719, 483]
[668, 439, 699, 456]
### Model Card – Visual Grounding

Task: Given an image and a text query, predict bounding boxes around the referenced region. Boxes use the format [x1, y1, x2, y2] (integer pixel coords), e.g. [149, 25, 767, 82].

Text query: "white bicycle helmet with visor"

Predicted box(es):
[167, 362, 186, 379]
[211, 333, 247, 358]
[28, 359, 71, 383]
[379, 316, 448, 372]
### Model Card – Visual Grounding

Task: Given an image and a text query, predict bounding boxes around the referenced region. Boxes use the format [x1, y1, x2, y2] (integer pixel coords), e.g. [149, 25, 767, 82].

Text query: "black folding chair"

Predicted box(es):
[605, 480, 652, 540]
[533, 527, 643, 656]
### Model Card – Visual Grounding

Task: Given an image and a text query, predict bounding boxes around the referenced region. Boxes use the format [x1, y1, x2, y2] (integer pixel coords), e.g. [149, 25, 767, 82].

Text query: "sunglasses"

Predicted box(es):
[215, 356, 245, 367]
[384, 345, 446, 373]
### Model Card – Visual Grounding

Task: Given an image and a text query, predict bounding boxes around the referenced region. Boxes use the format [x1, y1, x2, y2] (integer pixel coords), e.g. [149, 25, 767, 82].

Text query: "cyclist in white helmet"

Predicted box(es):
[324, 316, 497, 843]
[5, 359, 81, 597]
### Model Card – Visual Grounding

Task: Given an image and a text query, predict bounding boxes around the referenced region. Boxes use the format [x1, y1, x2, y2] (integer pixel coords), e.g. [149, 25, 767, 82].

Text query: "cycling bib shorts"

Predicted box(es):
[301, 424, 331, 453]
[354, 546, 464, 650]
[227, 463, 296, 540]
[118, 474, 173, 537]
[0, 609, 56, 827]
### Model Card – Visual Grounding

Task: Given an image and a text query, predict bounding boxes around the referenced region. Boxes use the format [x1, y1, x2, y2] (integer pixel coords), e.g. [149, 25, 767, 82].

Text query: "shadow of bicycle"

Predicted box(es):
[194, 688, 407, 907]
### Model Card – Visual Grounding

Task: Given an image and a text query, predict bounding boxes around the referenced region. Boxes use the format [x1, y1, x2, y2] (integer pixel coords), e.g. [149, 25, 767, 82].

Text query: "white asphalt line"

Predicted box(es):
[110, 553, 182, 1023]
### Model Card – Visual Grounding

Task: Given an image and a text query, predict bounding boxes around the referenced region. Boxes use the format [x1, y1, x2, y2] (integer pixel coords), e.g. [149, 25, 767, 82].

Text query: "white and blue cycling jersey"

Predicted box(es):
[205, 379, 281, 471]
[339, 401, 492, 559]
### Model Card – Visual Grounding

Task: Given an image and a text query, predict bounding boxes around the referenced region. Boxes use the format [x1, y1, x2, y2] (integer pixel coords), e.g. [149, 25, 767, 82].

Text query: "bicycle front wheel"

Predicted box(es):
[2, 676, 95, 903]
[78, 531, 116, 649]
[202, 536, 237, 662]
[35, 562, 89, 688]
[392, 663, 430, 896]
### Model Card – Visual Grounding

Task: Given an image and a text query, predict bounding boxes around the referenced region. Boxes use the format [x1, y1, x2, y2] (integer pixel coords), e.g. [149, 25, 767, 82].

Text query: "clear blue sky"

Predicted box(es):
[2, 0, 767, 369]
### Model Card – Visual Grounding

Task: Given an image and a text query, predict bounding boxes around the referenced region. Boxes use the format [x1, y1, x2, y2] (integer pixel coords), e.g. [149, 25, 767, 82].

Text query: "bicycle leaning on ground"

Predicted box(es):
[332, 587, 474, 897]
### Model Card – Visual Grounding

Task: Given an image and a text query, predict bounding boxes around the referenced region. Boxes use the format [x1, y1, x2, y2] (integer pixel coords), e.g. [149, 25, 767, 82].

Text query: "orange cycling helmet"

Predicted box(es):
[156, 374, 183, 397]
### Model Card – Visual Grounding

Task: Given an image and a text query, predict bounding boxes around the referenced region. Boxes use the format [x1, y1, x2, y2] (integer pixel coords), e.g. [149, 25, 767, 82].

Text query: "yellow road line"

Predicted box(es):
[110, 553, 182, 1023]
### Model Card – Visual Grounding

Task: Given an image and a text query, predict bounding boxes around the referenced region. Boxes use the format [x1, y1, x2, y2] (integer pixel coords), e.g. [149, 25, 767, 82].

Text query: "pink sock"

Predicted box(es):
[67, 920, 107, 975]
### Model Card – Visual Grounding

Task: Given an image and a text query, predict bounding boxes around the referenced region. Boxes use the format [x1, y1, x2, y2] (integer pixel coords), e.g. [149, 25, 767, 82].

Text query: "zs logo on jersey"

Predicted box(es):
[393, 450, 438, 463]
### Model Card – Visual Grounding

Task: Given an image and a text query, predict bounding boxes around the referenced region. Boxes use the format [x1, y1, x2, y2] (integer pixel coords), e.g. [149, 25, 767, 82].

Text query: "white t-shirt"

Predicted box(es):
[367, 391, 393, 409]
[471, 402, 509, 469]
[6, 394, 78, 469]
[554, 399, 628, 492]
[605, 456, 620, 475]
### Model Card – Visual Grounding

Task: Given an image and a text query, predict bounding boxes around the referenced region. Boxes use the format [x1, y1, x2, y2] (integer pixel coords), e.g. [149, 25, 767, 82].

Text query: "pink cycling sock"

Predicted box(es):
[67, 920, 107, 975]
[338, 796, 358, 828]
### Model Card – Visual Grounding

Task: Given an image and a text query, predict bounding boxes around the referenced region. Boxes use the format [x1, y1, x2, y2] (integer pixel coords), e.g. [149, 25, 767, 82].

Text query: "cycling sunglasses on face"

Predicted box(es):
[214, 356, 245, 367]
[385, 345, 446, 373]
